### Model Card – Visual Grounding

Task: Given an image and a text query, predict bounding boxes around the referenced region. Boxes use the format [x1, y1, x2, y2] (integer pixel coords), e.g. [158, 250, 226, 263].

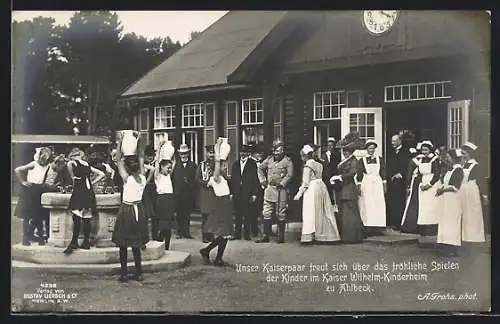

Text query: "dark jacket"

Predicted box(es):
[386, 146, 410, 185]
[337, 155, 360, 201]
[172, 160, 198, 202]
[229, 158, 260, 202]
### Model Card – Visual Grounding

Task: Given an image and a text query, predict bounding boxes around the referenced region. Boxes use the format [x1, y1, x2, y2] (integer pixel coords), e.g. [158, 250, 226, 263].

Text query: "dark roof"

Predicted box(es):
[284, 11, 490, 72]
[11, 134, 110, 144]
[121, 11, 288, 97]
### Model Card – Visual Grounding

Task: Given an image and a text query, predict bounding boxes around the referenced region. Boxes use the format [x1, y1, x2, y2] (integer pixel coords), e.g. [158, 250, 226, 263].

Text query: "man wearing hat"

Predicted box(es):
[321, 137, 341, 204]
[229, 144, 260, 240]
[256, 140, 294, 243]
[386, 134, 410, 231]
[196, 145, 216, 243]
[172, 144, 198, 239]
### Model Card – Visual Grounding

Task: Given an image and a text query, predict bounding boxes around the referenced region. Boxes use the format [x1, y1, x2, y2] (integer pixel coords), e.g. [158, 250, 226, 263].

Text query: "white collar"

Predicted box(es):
[452, 164, 462, 169]
[395, 145, 402, 151]
[240, 157, 248, 164]
[467, 159, 477, 164]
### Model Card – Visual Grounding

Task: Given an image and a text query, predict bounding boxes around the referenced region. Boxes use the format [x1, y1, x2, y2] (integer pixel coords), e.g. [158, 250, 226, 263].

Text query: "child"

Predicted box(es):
[64, 148, 106, 254]
[112, 133, 149, 282]
[154, 141, 175, 250]
[14, 147, 52, 246]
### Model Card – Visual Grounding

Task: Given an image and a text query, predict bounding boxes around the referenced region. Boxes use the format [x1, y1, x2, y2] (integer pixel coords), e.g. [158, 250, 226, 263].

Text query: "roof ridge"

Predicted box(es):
[118, 11, 231, 96]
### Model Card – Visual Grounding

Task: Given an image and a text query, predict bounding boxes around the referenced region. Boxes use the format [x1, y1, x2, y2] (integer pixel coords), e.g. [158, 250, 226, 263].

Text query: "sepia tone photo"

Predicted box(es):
[11, 10, 491, 313]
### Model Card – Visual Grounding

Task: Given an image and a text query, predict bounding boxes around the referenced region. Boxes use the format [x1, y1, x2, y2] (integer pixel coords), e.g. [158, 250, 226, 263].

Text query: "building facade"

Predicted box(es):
[119, 11, 490, 221]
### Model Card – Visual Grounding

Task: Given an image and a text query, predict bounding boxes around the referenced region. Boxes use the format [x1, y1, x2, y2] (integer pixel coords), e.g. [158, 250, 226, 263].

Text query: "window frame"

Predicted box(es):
[241, 97, 264, 126]
[384, 81, 452, 103]
[153, 105, 176, 130]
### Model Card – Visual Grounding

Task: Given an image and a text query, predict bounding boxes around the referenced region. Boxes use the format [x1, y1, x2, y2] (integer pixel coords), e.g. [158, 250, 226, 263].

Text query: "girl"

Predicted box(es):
[143, 146, 157, 243]
[64, 148, 106, 254]
[154, 141, 176, 250]
[436, 149, 464, 256]
[196, 145, 216, 243]
[356, 140, 387, 236]
[460, 142, 485, 243]
[14, 147, 52, 246]
[330, 140, 364, 243]
[112, 133, 150, 282]
[294, 145, 340, 244]
[199, 138, 233, 266]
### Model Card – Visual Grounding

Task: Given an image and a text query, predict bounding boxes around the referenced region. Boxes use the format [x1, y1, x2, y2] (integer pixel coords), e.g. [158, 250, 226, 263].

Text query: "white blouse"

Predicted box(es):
[122, 175, 146, 203]
[208, 176, 230, 197]
[155, 174, 174, 194]
[27, 161, 49, 184]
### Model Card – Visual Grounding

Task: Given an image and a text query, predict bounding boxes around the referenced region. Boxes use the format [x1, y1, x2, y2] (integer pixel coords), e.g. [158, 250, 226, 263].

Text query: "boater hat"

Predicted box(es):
[327, 137, 336, 143]
[241, 144, 252, 153]
[364, 140, 378, 149]
[178, 144, 190, 153]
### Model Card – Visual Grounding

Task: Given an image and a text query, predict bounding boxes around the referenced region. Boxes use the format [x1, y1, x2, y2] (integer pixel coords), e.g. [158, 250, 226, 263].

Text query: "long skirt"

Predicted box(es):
[301, 179, 340, 242]
[112, 202, 149, 247]
[358, 174, 386, 227]
[142, 183, 157, 220]
[204, 195, 233, 237]
[437, 191, 462, 246]
[338, 199, 364, 243]
[155, 193, 175, 232]
[417, 181, 440, 225]
[15, 184, 46, 221]
[460, 181, 485, 242]
[401, 175, 420, 233]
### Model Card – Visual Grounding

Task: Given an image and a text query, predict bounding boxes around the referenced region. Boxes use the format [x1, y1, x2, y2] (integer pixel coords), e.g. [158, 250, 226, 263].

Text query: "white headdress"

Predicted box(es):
[301, 144, 314, 155]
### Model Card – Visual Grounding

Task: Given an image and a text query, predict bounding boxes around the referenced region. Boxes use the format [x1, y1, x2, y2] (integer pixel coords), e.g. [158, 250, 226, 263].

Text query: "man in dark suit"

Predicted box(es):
[321, 137, 341, 191]
[229, 145, 260, 240]
[172, 144, 197, 239]
[386, 134, 410, 231]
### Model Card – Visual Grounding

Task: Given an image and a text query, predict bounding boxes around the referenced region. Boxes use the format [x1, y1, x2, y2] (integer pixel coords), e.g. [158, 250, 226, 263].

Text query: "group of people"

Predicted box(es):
[293, 133, 487, 257]
[14, 130, 488, 282]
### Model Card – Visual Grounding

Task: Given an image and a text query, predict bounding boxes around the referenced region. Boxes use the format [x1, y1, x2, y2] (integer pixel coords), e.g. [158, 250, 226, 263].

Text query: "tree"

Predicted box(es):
[189, 31, 201, 41]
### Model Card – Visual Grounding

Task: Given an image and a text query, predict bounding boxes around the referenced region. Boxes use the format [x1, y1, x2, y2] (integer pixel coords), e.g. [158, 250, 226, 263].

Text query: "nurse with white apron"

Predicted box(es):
[356, 140, 386, 235]
[416, 141, 441, 236]
[436, 149, 464, 256]
[460, 142, 485, 243]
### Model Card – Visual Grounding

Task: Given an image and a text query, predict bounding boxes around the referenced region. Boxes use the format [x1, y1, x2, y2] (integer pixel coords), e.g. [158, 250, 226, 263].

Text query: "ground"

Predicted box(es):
[11, 210, 490, 313]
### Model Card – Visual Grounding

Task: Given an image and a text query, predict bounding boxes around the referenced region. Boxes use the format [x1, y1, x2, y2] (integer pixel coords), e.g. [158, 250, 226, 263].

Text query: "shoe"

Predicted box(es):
[63, 246, 76, 255]
[118, 275, 128, 283]
[80, 240, 91, 250]
[213, 259, 225, 267]
[199, 248, 211, 265]
[141, 245, 147, 250]
[185, 235, 195, 239]
[22, 240, 31, 246]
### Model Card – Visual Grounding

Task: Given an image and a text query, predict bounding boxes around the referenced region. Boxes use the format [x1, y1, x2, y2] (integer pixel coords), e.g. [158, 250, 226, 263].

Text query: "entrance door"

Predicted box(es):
[341, 107, 383, 157]
[447, 100, 470, 149]
[182, 130, 200, 164]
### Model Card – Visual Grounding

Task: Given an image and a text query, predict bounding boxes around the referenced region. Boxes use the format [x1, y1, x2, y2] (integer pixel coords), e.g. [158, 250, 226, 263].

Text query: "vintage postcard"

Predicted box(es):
[11, 10, 491, 313]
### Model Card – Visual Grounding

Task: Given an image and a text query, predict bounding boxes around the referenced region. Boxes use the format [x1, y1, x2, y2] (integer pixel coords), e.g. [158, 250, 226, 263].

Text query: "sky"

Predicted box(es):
[12, 11, 228, 44]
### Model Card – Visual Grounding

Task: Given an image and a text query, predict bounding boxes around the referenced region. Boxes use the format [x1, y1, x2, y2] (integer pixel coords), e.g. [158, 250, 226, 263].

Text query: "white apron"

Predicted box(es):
[437, 166, 462, 246]
[417, 155, 440, 225]
[459, 161, 485, 242]
[358, 156, 386, 227]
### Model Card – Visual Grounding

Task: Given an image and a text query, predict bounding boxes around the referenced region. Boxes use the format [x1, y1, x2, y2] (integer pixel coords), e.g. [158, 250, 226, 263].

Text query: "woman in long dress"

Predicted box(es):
[356, 140, 387, 236]
[436, 149, 464, 256]
[196, 145, 216, 243]
[199, 138, 234, 266]
[112, 134, 150, 282]
[401, 141, 440, 235]
[331, 144, 364, 243]
[294, 145, 340, 244]
[459, 142, 485, 243]
[14, 147, 53, 246]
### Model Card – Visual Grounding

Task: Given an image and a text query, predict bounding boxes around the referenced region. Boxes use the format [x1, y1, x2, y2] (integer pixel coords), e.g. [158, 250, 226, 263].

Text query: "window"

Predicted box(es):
[447, 100, 470, 149]
[137, 108, 150, 145]
[242, 127, 264, 145]
[225, 101, 239, 176]
[385, 81, 452, 103]
[273, 97, 283, 142]
[182, 103, 204, 128]
[154, 106, 175, 130]
[203, 103, 216, 159]
[242, 98, 264, 125]
[313, 91, 344, 121]
[154, 131, 175, 150]
[349, 113, 376, 142]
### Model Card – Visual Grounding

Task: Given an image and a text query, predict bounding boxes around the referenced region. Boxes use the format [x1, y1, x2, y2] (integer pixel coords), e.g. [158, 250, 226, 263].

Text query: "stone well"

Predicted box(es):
[12, 192, 190, 274]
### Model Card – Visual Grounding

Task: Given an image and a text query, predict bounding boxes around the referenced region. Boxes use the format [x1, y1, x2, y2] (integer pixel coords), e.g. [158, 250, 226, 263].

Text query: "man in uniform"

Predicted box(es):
[256, 140, 294, 243]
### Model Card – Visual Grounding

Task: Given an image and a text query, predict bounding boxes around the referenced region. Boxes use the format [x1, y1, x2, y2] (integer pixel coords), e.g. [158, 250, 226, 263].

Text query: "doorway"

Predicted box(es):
[385, 102, 447, 151]
[181, 130, 203, 164]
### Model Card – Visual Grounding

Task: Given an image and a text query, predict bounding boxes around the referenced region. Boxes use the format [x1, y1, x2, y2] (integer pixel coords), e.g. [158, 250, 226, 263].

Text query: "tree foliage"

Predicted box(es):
[12, 11, 183, 135]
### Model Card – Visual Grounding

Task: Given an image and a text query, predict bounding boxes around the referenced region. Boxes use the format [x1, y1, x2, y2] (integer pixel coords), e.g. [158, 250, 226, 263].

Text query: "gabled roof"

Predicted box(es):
[120, 11, 288, 98]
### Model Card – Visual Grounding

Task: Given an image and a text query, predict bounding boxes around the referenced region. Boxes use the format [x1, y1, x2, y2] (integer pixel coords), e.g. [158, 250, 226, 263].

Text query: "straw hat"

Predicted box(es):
[178, 144, 190, 153]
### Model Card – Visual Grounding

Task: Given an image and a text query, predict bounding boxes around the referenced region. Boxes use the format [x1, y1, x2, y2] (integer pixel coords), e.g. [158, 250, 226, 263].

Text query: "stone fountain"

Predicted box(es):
[12, 192, 190, 274]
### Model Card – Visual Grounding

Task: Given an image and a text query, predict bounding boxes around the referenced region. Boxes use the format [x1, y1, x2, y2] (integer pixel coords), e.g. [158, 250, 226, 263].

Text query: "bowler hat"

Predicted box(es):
[178, 144, 190, 153]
